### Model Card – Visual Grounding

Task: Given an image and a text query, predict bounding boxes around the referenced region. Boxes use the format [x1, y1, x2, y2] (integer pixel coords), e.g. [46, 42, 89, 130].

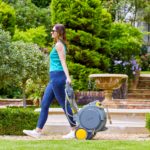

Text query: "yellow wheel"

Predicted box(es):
[75, 128, 87, 140]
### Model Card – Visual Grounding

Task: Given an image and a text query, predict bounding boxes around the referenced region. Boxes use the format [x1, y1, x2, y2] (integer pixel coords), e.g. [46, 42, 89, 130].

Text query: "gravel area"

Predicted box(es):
[0, 133, 150, 141]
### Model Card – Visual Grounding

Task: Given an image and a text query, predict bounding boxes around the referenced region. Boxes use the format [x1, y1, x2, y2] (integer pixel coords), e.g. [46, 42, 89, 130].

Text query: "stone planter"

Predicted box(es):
[129, 70, 140, 90]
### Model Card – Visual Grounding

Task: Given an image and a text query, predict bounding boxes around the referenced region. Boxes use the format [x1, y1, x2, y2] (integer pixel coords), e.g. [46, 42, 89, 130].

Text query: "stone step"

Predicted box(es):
[0, 99, 23, 106]
[139, 77, 150, 81]
[137, 86, 150, 90]
[39, 108, 150, 135]
[127, 93, 150, 99]
[101, 99, 150, 109]
[137, 81, 150, 89]
[139, 74, 150, 81]
[35, 108, 150, 117]
[1, 98, 150, 109]
[126, 99, 150, 103]
[128, 89, 150, 94]
[138, 74, 150, 89]
[43, 121, 148, 135]
[0, 99, 33, 106]
[106, 102, 150, 109]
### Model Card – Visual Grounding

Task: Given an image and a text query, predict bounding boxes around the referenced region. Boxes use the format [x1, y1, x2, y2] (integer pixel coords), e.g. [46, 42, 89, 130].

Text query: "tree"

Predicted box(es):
[0, 28, 49, 106]
[109, 22, 143, 78]
[109, 23, 143, 61]
[10, 0, 51, 31]
[9, 41, 49, 107]
[102, 0, 150, 25]
[0, 1, 16, 35]
[13, 26, 47, 47]
[0, 28, 15, 88]
[51, 0, 112, 90]
[31, 0, 51, 8]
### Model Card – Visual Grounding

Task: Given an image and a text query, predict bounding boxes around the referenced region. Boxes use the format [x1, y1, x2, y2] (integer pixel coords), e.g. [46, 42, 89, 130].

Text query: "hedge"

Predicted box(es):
[146, 113, 150, 132]
[0, 107, 39, 135]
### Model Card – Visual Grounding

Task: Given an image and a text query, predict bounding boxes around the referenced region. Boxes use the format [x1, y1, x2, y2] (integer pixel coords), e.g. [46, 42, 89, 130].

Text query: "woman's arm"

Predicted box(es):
[55, 42, 71, 83]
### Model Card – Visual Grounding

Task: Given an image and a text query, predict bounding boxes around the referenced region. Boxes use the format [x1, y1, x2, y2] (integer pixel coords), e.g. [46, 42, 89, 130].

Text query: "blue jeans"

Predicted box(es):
[37, 71, 76, 129]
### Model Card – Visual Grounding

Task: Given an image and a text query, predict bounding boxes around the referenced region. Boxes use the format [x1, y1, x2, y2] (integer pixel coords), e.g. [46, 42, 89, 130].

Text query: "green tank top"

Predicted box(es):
[49, 44, 66, 72]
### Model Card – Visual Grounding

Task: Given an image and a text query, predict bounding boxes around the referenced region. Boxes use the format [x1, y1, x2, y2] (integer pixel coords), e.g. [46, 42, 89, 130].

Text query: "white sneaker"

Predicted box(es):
[23, 129, 41, 138]
[62, 130, 75, 139]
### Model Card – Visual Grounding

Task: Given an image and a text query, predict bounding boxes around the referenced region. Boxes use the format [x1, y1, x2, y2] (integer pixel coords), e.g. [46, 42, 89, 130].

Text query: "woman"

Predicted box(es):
[23, 24, 76, 139]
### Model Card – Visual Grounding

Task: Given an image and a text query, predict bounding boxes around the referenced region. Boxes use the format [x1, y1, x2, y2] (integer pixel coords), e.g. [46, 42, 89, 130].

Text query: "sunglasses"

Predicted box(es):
[51, 29, 57, 33]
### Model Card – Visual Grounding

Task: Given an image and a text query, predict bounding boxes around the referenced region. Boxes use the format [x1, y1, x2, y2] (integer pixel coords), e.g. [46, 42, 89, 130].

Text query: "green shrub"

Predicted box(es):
[109, 23, 143, 62]
[0, 107, 39, 135]
[146, 113, 150, 132]
[51, 0, 112, 68]
[68, 62, 101, 90]
[0, 28, 49, 100]
[31, 0, 51, 8]
[109, 22, 143, 78]
[51, 0, 112, 90]
[141, 53, 150, 71]
[6, 0, 51, 41]
[13, 26, 47, 47]
[0, 1, 16, 36]
[0, 28, 14, 89]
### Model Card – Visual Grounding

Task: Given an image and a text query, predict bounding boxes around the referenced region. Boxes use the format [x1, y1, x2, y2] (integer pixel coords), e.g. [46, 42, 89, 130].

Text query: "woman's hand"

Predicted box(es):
[66, 77, 71, 84]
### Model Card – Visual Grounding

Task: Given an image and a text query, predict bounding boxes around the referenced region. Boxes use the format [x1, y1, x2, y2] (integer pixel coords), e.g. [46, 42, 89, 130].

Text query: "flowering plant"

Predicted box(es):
[113, 57, 141, 79]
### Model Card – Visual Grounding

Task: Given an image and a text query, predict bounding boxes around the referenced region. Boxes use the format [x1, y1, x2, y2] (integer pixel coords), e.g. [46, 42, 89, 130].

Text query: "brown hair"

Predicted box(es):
[54, 24, 67, 45]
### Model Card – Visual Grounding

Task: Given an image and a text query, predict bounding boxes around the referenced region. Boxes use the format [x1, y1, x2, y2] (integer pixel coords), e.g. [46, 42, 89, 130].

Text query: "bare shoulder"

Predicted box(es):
[55, 41, 64, 52]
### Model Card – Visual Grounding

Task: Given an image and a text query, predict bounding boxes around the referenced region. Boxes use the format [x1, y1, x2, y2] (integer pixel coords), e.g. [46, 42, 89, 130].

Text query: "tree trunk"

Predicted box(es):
[22, 83, 27, 108]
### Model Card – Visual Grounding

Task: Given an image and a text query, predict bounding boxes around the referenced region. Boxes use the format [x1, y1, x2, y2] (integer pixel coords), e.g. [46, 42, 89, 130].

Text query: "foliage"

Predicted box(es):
[143, 3, 150, 24]
[109, 23, 143, 78]
[9, 41, 49, 106]
[146, 113, 150, 132]
[0, 1, 16, 35]
[113, 58, 141, 79]
[51, 0, 106, 35]
[102, 0, 150, 25]
[67, 62, 101, 90]
[109, 24, 141, 59]
[0, 0, 147, 96]
[109, 23, 143, 61]
[6, 0, 51, 36]
[51, 0, 112, 90]
[25, 78, 47, 102]
[13, 26, 48, 47]
[0, 86, 21, 98]
[31, 0, 51, 8]
[0, 107, 39, 135]
[98, 8, 112, 39]
[135, 0, 150, 24]
[140, 53, 150, 71]
[0, 29, 49, 104]
[0, 28, 18, 88]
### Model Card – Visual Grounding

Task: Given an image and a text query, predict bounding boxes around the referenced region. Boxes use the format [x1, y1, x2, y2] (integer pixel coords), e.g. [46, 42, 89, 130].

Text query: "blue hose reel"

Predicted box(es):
[65, 83, 107, 140]
[74, 101, 107, 139]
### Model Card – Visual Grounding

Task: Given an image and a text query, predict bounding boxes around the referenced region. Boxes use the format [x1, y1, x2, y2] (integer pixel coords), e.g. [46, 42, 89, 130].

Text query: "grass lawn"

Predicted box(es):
[0, 140, 150, 150]
[141, 71, 150, 74]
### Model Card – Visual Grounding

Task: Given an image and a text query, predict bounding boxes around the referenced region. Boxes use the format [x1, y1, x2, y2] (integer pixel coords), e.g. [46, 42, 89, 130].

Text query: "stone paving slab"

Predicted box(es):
[0, 134, 149, 141]
[42, 111, 149, 135]
[35, 108, 150, 114]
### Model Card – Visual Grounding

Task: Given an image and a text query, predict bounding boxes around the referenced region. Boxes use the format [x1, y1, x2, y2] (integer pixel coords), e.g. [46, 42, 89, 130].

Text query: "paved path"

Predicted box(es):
[0, 108, 149, 141]
[0, 134, 150, 141]
[35, 108, 150, 135]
